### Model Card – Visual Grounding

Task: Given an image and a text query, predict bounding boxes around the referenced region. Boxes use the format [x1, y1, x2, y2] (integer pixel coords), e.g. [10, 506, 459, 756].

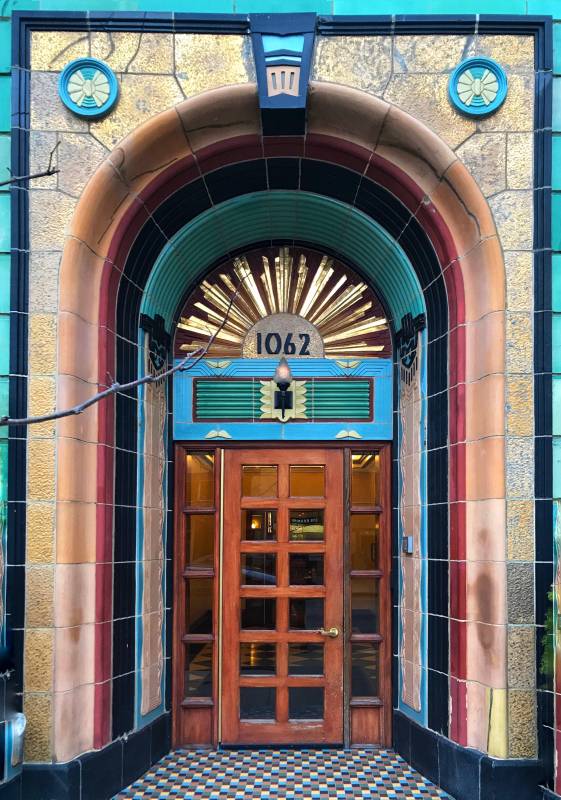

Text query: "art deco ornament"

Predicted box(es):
[448, 57, 507, 118]
[59, 58, 119, 119]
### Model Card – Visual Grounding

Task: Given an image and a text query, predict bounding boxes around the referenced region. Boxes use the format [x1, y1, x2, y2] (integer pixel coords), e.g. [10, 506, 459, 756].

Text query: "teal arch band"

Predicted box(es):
[141, 191, 425, 328]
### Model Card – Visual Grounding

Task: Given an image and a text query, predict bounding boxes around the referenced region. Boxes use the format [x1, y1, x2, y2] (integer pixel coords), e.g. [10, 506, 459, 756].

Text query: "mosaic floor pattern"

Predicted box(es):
[116, 748, 453, 799]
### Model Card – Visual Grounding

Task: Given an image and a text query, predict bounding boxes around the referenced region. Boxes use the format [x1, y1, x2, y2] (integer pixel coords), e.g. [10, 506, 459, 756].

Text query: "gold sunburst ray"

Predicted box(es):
[174, 246, 391, 360]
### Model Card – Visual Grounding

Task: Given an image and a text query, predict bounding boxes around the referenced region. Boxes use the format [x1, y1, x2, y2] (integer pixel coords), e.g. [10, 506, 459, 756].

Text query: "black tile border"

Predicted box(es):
[15, 713, 171, 800]
[8, 8, 553, 796]
[394, 710, 549, 800]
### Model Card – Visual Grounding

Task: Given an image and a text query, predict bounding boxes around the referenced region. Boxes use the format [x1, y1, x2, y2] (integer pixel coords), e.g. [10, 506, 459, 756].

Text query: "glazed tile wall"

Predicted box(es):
[0, 9, 555, 794]
[314, 32, 537, 758]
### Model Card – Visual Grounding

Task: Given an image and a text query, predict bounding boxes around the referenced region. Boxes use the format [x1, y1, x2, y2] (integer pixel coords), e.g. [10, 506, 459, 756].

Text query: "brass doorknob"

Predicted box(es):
[318, 626, 339, 638]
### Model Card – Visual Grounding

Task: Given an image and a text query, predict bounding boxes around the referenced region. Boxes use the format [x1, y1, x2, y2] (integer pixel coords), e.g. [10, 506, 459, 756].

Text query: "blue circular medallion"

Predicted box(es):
[448, 57, 507, 118]
[58, 58, 119, 119]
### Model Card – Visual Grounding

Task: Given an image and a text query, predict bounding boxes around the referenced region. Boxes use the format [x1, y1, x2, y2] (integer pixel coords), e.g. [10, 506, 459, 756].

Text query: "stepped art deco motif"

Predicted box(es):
[175, 246, 391, 361]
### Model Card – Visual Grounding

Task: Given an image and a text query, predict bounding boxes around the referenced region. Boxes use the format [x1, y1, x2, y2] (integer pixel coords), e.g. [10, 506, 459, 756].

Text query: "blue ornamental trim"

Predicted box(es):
[58, 58, 119, 119]
[448, 57, 507, 118]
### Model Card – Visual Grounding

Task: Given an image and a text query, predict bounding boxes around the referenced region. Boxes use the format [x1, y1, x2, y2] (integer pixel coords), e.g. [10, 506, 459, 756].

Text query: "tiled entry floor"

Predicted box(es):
[115, 748, 453, 798]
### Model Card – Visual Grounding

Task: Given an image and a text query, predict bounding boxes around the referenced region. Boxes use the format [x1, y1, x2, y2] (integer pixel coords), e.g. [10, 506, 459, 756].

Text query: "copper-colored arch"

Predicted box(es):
[55, 82, 506, 761]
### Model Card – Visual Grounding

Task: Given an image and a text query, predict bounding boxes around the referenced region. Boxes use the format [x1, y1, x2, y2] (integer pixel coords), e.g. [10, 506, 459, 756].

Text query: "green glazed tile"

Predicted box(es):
[555, 24, 561, 76]
[0, 22, 11, 75]
[0, 315, 8, 375]
[554, 377, 561, 436]
[0, 78, 10, 133]
[553, 193, 561, 252]
[0, 255, 9, 314]
[553, 137, 561, 190]
[0, 195, 9, 252]
[554, 79, 561, 134]
[553, 255, 561, 313]
[554, 314, 561, 374]
[0, 135, 10, 191]
[554, 437, 561, 500]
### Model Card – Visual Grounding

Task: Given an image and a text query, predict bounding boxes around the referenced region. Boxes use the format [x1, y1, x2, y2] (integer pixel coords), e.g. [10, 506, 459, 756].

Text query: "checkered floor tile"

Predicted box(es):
[115, 748, 453, 798]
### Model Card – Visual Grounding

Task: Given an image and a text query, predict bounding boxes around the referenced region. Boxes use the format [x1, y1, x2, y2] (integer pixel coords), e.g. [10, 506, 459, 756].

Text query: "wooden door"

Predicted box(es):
[221, 448, 344, 745]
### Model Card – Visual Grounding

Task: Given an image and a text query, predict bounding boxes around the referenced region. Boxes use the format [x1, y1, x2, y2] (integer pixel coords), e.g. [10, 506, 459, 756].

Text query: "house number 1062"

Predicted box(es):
[256, 332, 311, 356]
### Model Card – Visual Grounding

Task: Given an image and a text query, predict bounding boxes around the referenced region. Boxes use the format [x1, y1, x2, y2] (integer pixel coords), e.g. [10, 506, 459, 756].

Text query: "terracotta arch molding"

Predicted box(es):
[55, 82, 506, 761]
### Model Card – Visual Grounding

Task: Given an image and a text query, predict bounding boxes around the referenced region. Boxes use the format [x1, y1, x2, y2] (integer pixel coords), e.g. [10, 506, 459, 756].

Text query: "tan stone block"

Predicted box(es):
[54, 624, 95, 693]
[57, 312, 98, 384]
[28, 376, 56, 438]
[91, 74, 184, 151]
[25, 629, 53, 692]
[466, 621, 507, 689]
[506, 437, 534, 500]
[91, 31, 174, 74]
[478, 74, 534, 133]
[29, 189, 75, 252]
[29, 313, 57, 376]
[313, 35, 393, 97]
[466, 437, 505, 501]
[31, 31, 89, 72]
[54, 564, 96, 627]
[26, 503, 55, 564]
[505, 311, 533, 375]
[489, 191, 533, 251]
[466, 561, 507, 625]
[465, 312, 505, 382]
[507, 626, 535, 689]
[508, 690, 537, 758]
[466, 374, 505, 441]
[175, 34, 253, 97]
[476, 35, 534, 74]
[56, 501, 96, 564]
[57, 438, 97, 504]
[506, 500, 534, 561]
[23, 693, 52, 762]
[504, 251, 533, 312]
[30, 72, 88, 133]
[507, 133, 533, 190]
[506, 376, 533, 437]
[57, 134, 109, 198]
[29, 252, 60, 314]
[384, 73, 475, 150]
[29, 131, 59, 189]
[466, 499, 506, 563]
[26, 566, 54, 628]
[53, 683, 94, 761]
[456, 132, 506, 197]
[28, 439, 55, 501]
[392, 35, 470, 73]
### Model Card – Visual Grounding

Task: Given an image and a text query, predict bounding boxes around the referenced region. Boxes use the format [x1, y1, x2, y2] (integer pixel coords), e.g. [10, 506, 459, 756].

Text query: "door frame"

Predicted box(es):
[172, 441, 392, 749]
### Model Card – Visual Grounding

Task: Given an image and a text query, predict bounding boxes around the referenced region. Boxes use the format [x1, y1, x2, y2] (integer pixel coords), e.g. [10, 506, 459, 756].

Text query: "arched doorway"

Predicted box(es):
[54, 82, 507, 766]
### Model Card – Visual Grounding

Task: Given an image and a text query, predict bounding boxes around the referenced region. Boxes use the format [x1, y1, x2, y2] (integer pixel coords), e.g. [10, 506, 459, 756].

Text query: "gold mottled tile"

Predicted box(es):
[478, 74, 534, 133]
[26, 503, 55, 564]
[175, 34, 254, 97]
[504, 251, 533, 312]
[505, 436, 534, 500]
[26, 566, 55, 628]
[505, 311, 533, 374]
[506, 132, 533, 190]
[29, 131, 59, 190]
[28, 439, 56, 501]
[506, 500, 534, 561]
[476, 35, 534, 74]
[313, 36, 393, 97]
[29, 314, 57, 376]
[506, 375, 533, 437]
[30, 72, 88, 133]
[23, 693, 52, 762]
[507, 626, 535, 689]
[384, 73, 475, 150]
[456, 132, 506, 197]
[91, 31, 174, 74]
[31, 31, 89, 72]
[508, 690, 537, 758]
[29, 190, 76, 252]
[24, 629, 54, 692]
[393, 34, 472, 73]
[489, 191, 533, 251]
[28, 252, 61, 314]
[57, 134, 109, 198]
[28, 376, 56, 438]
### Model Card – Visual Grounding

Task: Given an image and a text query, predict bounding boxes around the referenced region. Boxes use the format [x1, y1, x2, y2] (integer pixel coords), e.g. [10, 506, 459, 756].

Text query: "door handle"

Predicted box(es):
[318, 626, 339, 638]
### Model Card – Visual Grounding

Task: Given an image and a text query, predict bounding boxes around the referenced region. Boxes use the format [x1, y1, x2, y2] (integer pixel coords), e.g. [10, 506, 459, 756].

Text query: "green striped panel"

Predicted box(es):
[306, 381, 371, 419]
[194, 379, 371, 420]
[195, 380, 261, 419]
